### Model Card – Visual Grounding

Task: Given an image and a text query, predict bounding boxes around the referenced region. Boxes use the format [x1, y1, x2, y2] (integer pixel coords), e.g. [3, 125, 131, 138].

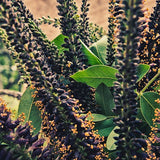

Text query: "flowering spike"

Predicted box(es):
[113, 0, 148, 159]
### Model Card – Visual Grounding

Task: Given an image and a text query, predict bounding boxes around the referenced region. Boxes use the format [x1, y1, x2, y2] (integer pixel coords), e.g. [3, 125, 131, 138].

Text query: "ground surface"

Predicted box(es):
[23, 0, 156, 40]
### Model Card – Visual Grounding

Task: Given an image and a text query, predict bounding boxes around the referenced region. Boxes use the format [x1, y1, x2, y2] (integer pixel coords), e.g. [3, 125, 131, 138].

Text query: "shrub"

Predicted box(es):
[0, 0, 160, 159]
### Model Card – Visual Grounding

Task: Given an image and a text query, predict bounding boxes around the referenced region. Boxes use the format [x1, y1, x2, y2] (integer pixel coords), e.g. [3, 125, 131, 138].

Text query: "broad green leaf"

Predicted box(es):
[95, 83, 115, 116]
[71, 65, 118, 88]
[90, 36, 107, 64]
[108, 151, 117, 159]
[140, 92, 160, 126]
[94, 118, 115, 137]
[0, 94, 20, 119]
[51, 34, 68, 54]
[137, 108, 146, 122]
[18, 87, 41, 134]
[106, 126, 118, 150]
[80, 40, 103, 65]
[137, 64, 150, 82]
[82, 113, 108, 122]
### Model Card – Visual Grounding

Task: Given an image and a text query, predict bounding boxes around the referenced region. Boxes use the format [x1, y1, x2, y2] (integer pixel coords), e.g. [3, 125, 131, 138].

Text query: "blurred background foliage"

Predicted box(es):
[0, 29, 21, 114]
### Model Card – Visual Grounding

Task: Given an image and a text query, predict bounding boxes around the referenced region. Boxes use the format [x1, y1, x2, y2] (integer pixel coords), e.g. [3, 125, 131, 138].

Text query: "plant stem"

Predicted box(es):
[0, 89, 22, 99]
[140, 68, 160, 95]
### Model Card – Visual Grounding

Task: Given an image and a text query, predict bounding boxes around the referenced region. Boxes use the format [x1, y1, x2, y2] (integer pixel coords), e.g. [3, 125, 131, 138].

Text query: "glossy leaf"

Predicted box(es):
[95, 83, 115, 116]
[83, 113, 108, 122]
[51, 34, 68, 54]
[140, 92, 160, 126]
[90, 35, 107, 64]
[137, 64, 150, 82]
[18, 87, 41, 134]
[71, 65, 118, 88]
[80, 40, 103, 65]
[94, 118, 115, 137]
[106, 126, 118, 150]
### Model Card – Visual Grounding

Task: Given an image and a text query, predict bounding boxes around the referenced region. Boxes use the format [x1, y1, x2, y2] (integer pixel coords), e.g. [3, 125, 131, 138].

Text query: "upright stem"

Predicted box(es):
[140, 68, 160, 94]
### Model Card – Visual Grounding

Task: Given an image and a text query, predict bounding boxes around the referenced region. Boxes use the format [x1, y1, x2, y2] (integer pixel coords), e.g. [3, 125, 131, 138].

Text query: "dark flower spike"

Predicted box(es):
[138, 0, 160, 92]
[12, 0, 64, 76]
[113, 0, 148, 159]
[0, 97, 51, 160]
[57, 0, 98, 113]
[146, 108, 160, 159]
[0, 0, 107, 159]
[57, 0, 87, 76]
[88, 23, 106, 44]
[79, 0, 90, 46]
[106, 0, 117, 66]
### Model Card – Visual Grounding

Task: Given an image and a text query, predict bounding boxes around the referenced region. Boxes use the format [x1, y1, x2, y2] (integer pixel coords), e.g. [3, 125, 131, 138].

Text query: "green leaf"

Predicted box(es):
[83, 113, 108, 122]
[90, 36, 107, 64]
[80, 40, 103, 65]
[137, 64, 150, 82]
[94, 118, 115, 137]
[0, 94, 20, 119]
[140, 92, 160, 126]
[51, 34, 68, 54]
[18, 87, 41, 134]
[71, 65, 118, 88]
[106, 126, 118, 150]
[108, 151, 117, 159]
[95, 83, 115, 116]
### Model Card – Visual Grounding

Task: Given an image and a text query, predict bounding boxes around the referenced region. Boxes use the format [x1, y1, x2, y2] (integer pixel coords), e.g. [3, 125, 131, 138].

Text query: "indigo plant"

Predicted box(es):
[0, 0, 160, 159]
[138, 0, 160, 92]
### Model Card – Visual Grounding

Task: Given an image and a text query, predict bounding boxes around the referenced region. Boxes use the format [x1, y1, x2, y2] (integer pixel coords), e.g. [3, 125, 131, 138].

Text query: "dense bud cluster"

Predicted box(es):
[106, 0, 116, 66]
[1, 0, 160, 159]
[57, 0, 98, 113]
[0, 98, 51, 160]
[138, 0, 160, 91]
[88, 23, 106, 44]
[57, 0, 86, 76]
[79, 0, 90, 46]
[0, 0, 107, 159]
[146, 107, 160, 159]
[113, 0, 148, 159]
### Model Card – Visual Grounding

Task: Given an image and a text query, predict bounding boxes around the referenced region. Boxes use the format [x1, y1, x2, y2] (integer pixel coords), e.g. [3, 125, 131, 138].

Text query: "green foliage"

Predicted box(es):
[106, 126, 118, 151]
[89, 35, 107, 64]
[154, 84, 160, 91]
[0, 0, 160, 159]
[95, 83, 115, 116]
[71, 65, 118, 88]
[0, 94, 20, 118]
[140, 92, 160, 126]
[94, 118, 115, 137]
[137, 64, 150, 82]
[18, 87, 41, 134]
[51, 34, 68, 54]
[0, 46, 20, 91]
[80, 40, 103, 65]
[85, 113, 108, 122]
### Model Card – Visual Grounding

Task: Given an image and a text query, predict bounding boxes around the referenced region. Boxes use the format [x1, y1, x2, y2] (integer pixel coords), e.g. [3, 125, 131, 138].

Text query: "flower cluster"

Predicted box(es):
[57, 0, 98, 113]
[88, 23, 106, 44]
[57, 0, 86, 76]
[106, 0, 116, 66]
[79, 0, 90, 46]
[146, 107, 160, 159]
[113, 0, 148, 159]
[0, 0, 108, 159]
[0, 97, 51, 160]
[138, 0, 160, 91]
